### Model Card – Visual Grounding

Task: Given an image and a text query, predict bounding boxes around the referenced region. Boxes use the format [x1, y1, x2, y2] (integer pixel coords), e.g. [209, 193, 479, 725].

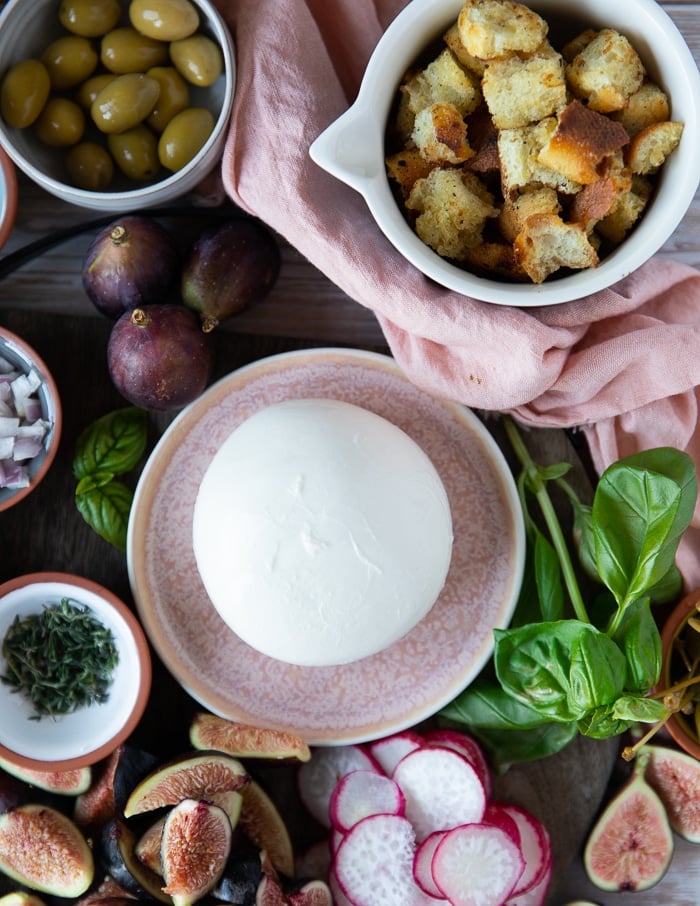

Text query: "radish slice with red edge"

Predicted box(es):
[500, 803, 552, 896]
[334, 814, 444, 906]
[505, 859, 552, 906]
[369, 731, 424, 776]
[432, 822, 525, 906]
[422, 728, 493, 799]
[298, 744, 382, 827]
[330, 770, 405, 833]
[413, 831, 447, 899]
[392, 746, 486, 842]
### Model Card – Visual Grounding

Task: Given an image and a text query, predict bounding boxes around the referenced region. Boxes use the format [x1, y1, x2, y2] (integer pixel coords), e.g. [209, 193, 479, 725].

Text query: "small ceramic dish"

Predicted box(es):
[0, 327, 62, 513]
[309, 0, 700, 306]
[0, 572, 151, 771]
[0, 146, 18, 251]
[0, 0, 235, 211]
[659, 587, 700, 759]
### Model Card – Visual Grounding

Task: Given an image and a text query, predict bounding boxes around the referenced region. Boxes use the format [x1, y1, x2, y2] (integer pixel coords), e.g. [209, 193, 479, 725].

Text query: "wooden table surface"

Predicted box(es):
[1, 2, 699, 905]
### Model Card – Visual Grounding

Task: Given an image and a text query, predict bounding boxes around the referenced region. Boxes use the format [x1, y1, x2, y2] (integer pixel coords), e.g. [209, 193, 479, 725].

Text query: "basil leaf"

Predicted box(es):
[647, 563, 683, 604]
[592, 449, 697, 608]
[466, 721, 578, 768]
[577, 706, 634, 739]
[572, 501, 598, 582]
[439, 678, 551, 731]
[612, 695, 668, 724]
[75, 477, 134, 552]
[73, 407, 148, 479]
[567, 626, 626, 713]
[534, 527, 565, 622]
[611, 597, 662, 692]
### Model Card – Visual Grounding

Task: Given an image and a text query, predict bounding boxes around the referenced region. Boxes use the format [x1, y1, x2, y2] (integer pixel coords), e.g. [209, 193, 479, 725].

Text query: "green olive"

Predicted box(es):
[41, 35, 98, 91]
[1, 59, 51, 128]
[169, 34, 222, 87]
[129, 0, 200, 42]
[91, 73, 161, 133]
[101, 27, 169, 74]
[34, 97, 85, 146]
[145, 65, 189, 132]
[158, 105, 214, 171]
[75, 73, 117, 109]
[59, 0, 122, 37]
[66, 140, 115, 190]
[108, 123, 160, 180]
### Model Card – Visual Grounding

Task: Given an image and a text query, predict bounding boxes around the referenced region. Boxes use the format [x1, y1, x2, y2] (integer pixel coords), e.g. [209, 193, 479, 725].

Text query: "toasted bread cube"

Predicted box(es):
[482, 52, 567, 129]
[499, 118, 582, 196]
[626, 120, 683, 174]
[406, 168, 499, 260]
[611, 81, 671, 136]
[538, 100, 630, 184]
[498, 186, 561, 242]
[457, 0, 548, 60]
[569, 178, 622, 232]
[561, 28, 598, 63]
[464, 241, 528, 280]
[597, 175, 652, 244]
[386, 148, 442, 197]
[412, 103, 475, 164]
[513, 213, 599, 283]
[401, 49, 482, 118]
[444, 23, 487, 76]
[565, 28, 645, 113]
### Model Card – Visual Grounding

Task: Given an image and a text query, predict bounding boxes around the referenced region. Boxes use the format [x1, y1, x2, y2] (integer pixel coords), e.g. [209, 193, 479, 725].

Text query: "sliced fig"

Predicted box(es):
[135, 815, 166, 875]
[238, 781, 295, 879]
[161, 799, 232, 906]
[254, 874, 287, 906]
[0, 892, 47, 906]
[181, 219, 281, 332]
[584, 748, 674, 892]
[0, 804, 94, 897]
[0, 756, 91, 796]
[640, 744, 700, 843]
[212, 846, 262, 906]
[123, 751, 249, 818]
[190, 713, 311, 763]
[287, 879, 333, 906]
[98, 818, 170, 903]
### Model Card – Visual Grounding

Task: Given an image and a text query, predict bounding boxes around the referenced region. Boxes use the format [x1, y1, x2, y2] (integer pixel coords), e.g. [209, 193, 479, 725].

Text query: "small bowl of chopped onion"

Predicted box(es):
[0, 327, 62, 512]
[0, 572, 152, 771]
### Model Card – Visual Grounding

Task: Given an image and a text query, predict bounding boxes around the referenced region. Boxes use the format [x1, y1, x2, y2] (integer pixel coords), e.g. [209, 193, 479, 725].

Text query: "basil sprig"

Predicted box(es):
[440, 417, 698, 765]
[73, 407, 148, 551]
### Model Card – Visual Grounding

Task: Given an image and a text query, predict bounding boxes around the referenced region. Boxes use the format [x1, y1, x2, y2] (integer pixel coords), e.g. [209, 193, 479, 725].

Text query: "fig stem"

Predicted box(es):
[621, 718, 673, 761]
[130, 309, 150, 328]
[110, 225, 128, 244]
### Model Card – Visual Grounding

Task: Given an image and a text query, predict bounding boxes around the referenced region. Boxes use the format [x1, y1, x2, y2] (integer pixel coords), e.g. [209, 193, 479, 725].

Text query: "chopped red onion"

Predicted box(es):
[0, 354, 49, 490]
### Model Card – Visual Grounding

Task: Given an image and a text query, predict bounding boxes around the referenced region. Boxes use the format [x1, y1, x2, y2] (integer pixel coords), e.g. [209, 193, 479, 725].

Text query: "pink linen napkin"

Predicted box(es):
[213, 0, 700, 587]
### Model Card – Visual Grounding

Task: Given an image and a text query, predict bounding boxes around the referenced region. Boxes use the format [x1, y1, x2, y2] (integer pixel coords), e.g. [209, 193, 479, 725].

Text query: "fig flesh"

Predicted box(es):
[161, 799, 232, 906]
[237, 781, 295, 879]
[640, 744, 700, 843]
[107, 305, 213, 411]
[181, 219, 281, 332]
[82, 216, 179, 319]
[583, 748, 674, 892]
[0, 893, 47, 906]
[0, 804, 94, 897]
[0, 756, 91, 795]
[98, 818, 170, 904]
[123, 751, 249, 818]
[189, 713, 311, 763]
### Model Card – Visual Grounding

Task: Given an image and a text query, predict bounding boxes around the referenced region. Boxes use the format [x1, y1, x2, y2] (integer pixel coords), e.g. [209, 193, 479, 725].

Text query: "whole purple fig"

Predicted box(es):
[82, 216, 179, 319]
[107, 305, 213, 411]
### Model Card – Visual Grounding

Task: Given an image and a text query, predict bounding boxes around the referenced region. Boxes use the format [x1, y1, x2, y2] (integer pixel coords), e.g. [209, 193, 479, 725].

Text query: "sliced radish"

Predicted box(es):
[413, 831, 447, 899]
[482, 802, 522, 847]
[298, 745, 382, 828]
[422, 728, 493, 799]
[328, 866, 355, 906]
[330, 770, 405, 833]
[369, 731, 424, 776]
[500, 803, 552, 896]
[505, 859, 552, 906]
[432, 823, 525, 906]
[392, 747, 486, 842]
[334, 814, 444, 906]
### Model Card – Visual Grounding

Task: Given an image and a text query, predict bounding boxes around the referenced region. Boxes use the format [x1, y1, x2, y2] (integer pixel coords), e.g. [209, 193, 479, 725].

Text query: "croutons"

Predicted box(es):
[443, 24, 487, 76]
[513, 213, 599, 283]
[498, 118, 582, 196]
[537, 100, 630, 184]
[385, 148, 441, 197]
[611, 81, 671, 136]
[457, 0, 548, 60]
[565, 28, 645, 113]
[482, 52, 567, 129]
[626, 120, 684, 174]
[406, 168, 499, 260]
[412, 102, 475, 164]
[402, 48, 482, 119]
[597, 176, 653, 244]
[498, 187, 561, 242]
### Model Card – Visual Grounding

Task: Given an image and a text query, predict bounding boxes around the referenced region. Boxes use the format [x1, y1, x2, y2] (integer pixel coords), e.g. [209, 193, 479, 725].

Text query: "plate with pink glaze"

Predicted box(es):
[127, 348, 525, 745]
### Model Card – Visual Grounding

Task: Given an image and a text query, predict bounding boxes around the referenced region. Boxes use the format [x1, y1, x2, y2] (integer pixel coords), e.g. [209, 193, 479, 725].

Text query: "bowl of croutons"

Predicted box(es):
[310, 0, 699, 306]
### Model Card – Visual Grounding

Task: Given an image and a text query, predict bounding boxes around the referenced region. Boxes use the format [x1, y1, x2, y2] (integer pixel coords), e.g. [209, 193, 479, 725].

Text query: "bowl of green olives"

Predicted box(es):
[0, 0, 235, 210]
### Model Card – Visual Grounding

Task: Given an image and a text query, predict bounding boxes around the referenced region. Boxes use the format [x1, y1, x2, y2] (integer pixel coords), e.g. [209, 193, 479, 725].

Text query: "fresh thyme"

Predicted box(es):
[1, 597, 119, 720]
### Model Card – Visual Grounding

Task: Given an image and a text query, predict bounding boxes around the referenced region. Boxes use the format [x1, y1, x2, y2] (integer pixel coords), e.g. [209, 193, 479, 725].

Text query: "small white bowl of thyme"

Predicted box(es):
[0, 572, 151, 771]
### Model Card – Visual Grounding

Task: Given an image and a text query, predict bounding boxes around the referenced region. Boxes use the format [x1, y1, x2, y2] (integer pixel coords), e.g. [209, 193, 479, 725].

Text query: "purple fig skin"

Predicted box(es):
[181, 219, 281, 332]
[107, 305, 213, 411]
[82, 217, 179, 320]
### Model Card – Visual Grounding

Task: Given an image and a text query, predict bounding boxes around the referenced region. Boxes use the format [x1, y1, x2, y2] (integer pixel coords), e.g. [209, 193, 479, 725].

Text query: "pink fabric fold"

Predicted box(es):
[214, 0, 700, 587]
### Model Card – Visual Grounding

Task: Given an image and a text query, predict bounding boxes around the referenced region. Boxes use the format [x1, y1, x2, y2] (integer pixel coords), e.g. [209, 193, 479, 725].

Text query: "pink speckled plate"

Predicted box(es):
[127, 348, 525, 745]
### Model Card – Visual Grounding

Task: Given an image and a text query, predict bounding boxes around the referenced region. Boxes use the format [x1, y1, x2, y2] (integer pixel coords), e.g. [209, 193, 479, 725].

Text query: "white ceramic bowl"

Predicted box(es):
[0, 327, 62, 513]
[0, 146, 17, 250]
[310, 0, 700, 306]
[0, 572, 151, 771]
[0, 0, 235, 211]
